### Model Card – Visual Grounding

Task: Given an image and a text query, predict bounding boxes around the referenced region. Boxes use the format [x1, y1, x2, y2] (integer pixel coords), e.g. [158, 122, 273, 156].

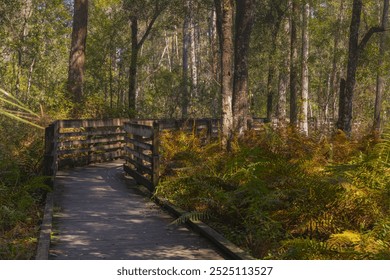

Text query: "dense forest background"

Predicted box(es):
[0, 0, 389, 259]
[1, 0, 389, 129]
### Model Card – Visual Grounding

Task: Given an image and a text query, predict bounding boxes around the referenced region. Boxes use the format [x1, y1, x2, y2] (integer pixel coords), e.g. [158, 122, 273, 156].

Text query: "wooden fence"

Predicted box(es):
[123, 121, 160, 191]
[43, 118, 128, 181]
[44, 117, 267, 191]
[122, 118, 225, 191]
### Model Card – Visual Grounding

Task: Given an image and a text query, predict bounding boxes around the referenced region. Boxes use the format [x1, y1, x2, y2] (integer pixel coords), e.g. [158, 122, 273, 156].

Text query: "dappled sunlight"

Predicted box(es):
[50, 161, 222, 260]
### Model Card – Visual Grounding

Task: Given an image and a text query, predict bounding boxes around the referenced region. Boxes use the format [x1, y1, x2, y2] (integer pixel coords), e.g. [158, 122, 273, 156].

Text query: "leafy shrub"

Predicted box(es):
[0, 119, 50, 259]
[156, 125, 390, 259]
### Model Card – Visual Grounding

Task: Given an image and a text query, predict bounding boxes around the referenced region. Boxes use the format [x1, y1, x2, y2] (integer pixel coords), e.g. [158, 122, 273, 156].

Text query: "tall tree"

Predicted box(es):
[189, 0, 198, 98]
[233, 0, 254, 134]
[328, 0, 345, 123]
[124, 0, 167, 115]
[289, 0, 299, 127]
[337, 0, 384, 134]
[215, 0, 234, 149]
[300, 1, 309, 136]
[182, 0, 191, 118]
[374, 0, 389, 133]
[277, 16, 290, 126]
[67, 0, 88, 115]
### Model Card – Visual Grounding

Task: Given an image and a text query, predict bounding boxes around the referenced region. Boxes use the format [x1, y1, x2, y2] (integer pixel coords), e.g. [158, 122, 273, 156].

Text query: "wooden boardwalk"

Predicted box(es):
[49, 160, 223, 260]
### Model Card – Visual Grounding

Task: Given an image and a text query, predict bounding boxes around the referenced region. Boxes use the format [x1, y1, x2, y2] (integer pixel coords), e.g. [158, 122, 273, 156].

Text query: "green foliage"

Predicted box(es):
[0, 117, 50, 259]
[157, 126, 390, 259]
[170, 211, 211, 225]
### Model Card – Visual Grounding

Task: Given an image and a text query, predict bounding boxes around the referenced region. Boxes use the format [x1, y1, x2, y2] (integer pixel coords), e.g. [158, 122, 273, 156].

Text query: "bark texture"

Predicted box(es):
[215, 0, 234, 149]
[289, 0, 299, 127]
[233, 0, 254, 134]
[300, 2, 310, 136]
[67, 0, 88, 113]
[374, 0, 389, 133]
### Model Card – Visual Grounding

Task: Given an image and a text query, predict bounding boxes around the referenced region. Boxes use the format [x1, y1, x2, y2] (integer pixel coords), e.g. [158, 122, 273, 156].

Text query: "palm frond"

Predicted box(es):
[0, 95, 39, 117]
[0, 88, 43, 129]
[0, 109, 43, 130]
[170, 211, 210, 225]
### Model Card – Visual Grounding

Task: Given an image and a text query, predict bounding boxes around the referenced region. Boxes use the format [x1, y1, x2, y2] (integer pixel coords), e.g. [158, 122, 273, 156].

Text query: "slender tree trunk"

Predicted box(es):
[189, 0, 198, 98]
[266, 56, 275, 123]
[68, 0, 88, 116]
[329, 0, 345, 124]
[210, 8, 219, 82]
[27, 57, 35, 97]
[290, 0, 299, 127]
[337, 0, 362, 134]
[182, 0, 191, 118]
[18, 0, 33, 100]
[109, 49, 114, 109]
[277, 17, 290, 126]
[128, 17, 138, 114]
[300, 2, 310, 136]
[127, 5, 166, 115]
[215, 0, 234, 149]
[233, 0, 254, 134]
[374, 0, 389, 133]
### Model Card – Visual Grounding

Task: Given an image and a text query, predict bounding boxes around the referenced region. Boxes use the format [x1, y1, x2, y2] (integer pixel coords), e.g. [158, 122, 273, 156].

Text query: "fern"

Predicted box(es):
[170, 211, 211, 226]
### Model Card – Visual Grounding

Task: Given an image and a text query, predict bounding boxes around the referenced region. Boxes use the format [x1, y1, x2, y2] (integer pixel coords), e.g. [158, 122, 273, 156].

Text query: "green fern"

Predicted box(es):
[170, 211, 211, 225]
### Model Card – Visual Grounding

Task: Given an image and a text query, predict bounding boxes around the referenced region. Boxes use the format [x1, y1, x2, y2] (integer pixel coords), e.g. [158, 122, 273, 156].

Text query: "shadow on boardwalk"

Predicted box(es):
[49, 160, 223, 260]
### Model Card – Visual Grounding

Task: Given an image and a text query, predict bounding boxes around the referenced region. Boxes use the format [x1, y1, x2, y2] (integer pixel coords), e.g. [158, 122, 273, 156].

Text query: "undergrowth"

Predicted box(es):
[0, 119, 49, 259]
[156, 125, 390, 259]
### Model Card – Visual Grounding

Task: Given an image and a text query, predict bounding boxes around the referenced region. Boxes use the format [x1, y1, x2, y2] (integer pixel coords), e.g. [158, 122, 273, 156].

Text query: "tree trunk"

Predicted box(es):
[189, 0, 198, 98]
[374, 0, 389, 133]
[210, 7, 219, 83]
[337, 0, 366, 135]
[290, 0, 299, 127]
[233, 0, 254, 135]
[300, 2, 310, 136]
[329, 0, 345, 124]
[215, 0, 234, 149]
[68, 0, 88, 115]
[266, 61, 275, 124]
[277, 17, 290, 126]
[182, 0, 191, 118]
[128, 17, 138, 115]
[127, 4, 166, 115]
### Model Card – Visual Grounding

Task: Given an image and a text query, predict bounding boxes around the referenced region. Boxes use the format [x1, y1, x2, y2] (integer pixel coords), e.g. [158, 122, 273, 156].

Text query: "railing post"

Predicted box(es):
[247, 118, 253, 130]
[43, 123, 55, 186]
[152, 121, 160, 190]
[206, 119, 213, 142]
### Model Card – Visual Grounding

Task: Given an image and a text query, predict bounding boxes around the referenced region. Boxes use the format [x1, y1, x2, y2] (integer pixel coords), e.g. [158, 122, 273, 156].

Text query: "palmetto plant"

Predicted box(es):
[0, 88, 44, 130]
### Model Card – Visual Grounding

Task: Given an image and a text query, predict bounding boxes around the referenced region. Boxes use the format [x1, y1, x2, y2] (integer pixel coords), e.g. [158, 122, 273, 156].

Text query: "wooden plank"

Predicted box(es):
[123, 156, 153, 175]
[58, 151, 122, 168]
[43, 124, 55, 177]
[125, 137, 153, 150]
[124, 146, 152, 163]
[123, 164, 154, 191]
[58, 118, 128, 129]
[59, 129, 125, 138]
[129, 119, 155, 126]
[124, 123, 154, 138]
[58, 143, 122, 156]
[87, 150, 122, 162]
[152, 121, 160, 187]
[59, 135, 125, 148]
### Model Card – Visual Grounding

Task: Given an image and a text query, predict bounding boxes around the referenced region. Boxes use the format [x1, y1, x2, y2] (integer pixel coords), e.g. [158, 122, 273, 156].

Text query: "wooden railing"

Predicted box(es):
[43, 118, 128, 181]
[44, 117, 267, 190]
[123, 120, 160, 192]
[122, 118, 225, 191]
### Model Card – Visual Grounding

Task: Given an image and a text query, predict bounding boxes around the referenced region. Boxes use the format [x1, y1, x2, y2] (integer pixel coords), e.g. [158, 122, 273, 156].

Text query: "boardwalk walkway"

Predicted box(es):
[49, 160, 223, 260]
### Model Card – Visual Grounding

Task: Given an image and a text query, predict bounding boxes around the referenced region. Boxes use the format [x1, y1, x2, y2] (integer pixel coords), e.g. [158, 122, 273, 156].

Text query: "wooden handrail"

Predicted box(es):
[44, 117, 267, 191]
